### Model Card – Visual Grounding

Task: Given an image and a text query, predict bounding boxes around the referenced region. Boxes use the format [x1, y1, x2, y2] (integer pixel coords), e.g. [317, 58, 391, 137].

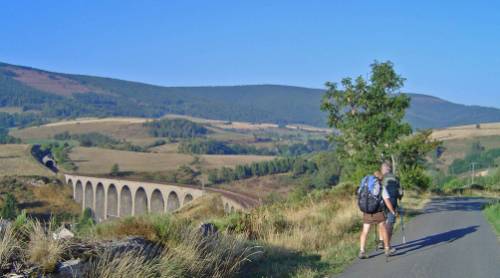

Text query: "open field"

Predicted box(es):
[432, 122, 500, 141]
[11, 117, 152, 142]
[0, 144, 54, 177]
[11, 115, 327, 143]
[68, 147, 275, 174]
[430, 123, 500, 171]
[432, 135, 500, 171]
[0, 106, 23, 113]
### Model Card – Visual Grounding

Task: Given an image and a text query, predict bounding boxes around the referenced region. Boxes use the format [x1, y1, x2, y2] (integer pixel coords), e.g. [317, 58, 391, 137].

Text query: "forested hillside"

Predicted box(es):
[1, 61, 500, 129]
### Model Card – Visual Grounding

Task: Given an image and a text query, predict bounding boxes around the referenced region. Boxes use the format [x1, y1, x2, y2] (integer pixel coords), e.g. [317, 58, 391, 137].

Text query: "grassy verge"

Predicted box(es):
[84, 184, 430, 277]
[483, 201, 500, 239]
[213, 184, 429, 277]
[1, 182, 430, 277]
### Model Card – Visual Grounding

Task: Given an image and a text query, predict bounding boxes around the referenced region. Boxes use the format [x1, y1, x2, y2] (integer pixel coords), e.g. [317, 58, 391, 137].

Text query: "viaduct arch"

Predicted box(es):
[65, 174, 253, 222]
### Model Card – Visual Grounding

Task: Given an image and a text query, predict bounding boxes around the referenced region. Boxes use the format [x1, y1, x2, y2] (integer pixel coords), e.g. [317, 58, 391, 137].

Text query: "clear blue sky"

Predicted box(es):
[1, 1, 499, 107]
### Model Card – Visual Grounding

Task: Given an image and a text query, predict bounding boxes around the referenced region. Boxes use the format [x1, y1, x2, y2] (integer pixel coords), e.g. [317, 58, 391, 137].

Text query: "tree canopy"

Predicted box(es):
[321, 61, 412, 180]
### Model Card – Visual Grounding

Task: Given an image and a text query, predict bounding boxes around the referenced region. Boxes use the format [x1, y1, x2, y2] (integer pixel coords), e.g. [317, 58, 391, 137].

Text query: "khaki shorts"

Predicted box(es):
[363, 212, 386, 225]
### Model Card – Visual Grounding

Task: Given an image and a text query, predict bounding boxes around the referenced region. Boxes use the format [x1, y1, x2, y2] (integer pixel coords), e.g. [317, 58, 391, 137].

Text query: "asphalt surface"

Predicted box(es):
[339, 197, 500, 278]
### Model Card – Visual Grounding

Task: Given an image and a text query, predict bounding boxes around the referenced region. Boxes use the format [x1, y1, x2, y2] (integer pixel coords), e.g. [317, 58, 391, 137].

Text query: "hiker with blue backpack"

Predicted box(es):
[357, 166, 397, 259]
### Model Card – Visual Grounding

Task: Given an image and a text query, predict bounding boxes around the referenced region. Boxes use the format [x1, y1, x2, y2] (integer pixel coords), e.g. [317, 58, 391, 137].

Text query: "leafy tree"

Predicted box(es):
[235, 165, 249, 179]
[144, 119, 209, 138]
[394, 130, 440, 170]
[110, 163, 120, 176]
[175, 165, 199, 184]
[0, 128, 21, 144]
[321, 61, 412, 181]
[207, 169, 220, 184]
[0, 193, 18, 220]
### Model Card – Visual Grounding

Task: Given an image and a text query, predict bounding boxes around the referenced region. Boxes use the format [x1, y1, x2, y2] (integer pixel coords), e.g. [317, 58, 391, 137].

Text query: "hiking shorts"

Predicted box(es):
[363, 212, 386, 225]
[386, 211, 396, 225]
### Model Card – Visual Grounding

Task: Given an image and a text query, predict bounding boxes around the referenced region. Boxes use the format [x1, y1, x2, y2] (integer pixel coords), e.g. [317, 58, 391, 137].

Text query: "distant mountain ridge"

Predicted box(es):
[1, 61, 500, 129]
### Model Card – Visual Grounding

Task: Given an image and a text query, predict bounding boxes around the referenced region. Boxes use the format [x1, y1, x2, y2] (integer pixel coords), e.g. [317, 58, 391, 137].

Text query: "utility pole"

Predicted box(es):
[470, 162, 478, 186]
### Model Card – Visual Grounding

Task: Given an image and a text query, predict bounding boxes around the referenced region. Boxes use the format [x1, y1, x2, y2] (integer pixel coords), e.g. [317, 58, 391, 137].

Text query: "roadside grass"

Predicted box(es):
[1, 181, 429, 277]
[76, 183, 429, 277]
[483, 201, 500, 238]
[2, 209, 259, 277]
[216, 184, 429, 277]
[433, 187, 500, 199]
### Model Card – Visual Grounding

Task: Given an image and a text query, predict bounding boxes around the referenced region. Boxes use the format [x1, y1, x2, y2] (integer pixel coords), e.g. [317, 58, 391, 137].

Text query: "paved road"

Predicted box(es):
[339, 197, 500, 278]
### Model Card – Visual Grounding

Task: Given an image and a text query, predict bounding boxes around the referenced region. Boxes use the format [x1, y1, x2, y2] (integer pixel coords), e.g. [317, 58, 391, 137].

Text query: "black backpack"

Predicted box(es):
[357, 175, 383, 214]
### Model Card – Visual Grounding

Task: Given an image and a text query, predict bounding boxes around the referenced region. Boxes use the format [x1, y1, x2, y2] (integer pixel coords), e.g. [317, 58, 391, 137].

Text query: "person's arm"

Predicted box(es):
[382, 187, 396, 215]
[384, 198, 396, 215]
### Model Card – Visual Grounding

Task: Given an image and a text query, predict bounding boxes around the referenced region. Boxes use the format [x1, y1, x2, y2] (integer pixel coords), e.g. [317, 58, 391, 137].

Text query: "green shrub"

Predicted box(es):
[484, 201, 500, 235]
[0, 193, 18, 220]
[400, 165, 431, 191]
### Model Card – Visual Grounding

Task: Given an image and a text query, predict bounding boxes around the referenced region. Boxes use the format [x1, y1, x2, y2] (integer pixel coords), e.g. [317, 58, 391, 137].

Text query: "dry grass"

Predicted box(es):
[69, 147, 274, 174]
[85, 213, 259, 278]
[11, 118, 151, 142]
[174, 194, 226, 222]
[0, 144, 54, 177]
[215, 183, 431, 276]
[27, 221, 68, 273]
[85, 231, 258, 278]
[432, 122, 500, 141]
[0, 216, 75, 275]
[219, 174, 297, 200]
[160, 232, 259, 278]
[253, 187, 361, 254]
[29, 182, 81, 217]
[0, 176, 80, 220]
[0, 106, 23, 114]
[148, 142, 180, 153]
[162, 114, 279, 130]
[85, 249, 160, 278]
[0, 222, 20, 271]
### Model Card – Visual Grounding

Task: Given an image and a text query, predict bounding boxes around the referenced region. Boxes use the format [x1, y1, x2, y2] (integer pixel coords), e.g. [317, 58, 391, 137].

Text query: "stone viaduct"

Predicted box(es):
[65, 174, 256, 222]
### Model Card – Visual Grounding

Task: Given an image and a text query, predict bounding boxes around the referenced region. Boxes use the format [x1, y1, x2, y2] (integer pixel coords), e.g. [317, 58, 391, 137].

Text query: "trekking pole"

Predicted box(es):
[400, 203, 406, 244]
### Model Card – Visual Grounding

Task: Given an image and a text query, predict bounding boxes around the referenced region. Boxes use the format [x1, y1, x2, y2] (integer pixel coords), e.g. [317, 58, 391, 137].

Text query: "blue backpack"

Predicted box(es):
[357, 175, 383, 213]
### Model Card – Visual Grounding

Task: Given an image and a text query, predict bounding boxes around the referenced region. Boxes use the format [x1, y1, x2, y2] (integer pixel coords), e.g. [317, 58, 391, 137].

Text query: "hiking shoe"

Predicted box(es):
[377, 241, 384, 250]
[358, 250, 368, 259]
[385, 247, 396, 257]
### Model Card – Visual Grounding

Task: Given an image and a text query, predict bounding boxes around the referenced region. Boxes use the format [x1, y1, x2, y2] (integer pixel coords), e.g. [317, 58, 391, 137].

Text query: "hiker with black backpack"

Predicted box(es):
[376, 161, 404, 250]
[357, 170, 397, 259]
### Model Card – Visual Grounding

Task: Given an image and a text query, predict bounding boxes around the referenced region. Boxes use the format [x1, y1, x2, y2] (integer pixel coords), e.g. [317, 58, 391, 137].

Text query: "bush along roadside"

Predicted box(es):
[483, 201, 500, 237]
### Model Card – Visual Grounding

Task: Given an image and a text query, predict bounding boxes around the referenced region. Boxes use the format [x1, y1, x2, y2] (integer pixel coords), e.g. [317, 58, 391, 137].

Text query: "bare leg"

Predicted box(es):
[386, 222, 394, 242]
[360, 223, 371, 251]
[378, 222, 390, 249]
